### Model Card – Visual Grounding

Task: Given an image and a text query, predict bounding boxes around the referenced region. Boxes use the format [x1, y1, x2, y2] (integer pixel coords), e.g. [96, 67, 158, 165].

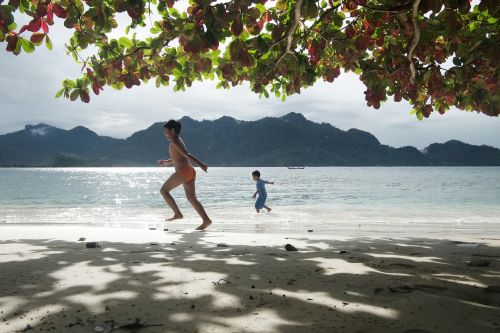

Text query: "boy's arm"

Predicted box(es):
[265, 180, 274, 184]
[171, 141, 208, 172]
[252, 190, 258, 198]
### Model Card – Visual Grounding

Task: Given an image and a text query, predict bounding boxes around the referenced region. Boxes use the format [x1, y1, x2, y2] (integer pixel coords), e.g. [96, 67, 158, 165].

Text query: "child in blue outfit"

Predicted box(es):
[252, 170, 274, 213]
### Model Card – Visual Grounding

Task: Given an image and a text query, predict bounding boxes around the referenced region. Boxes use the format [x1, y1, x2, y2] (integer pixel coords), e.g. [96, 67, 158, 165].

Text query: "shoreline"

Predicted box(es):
[1, 225, 499, 332]
[2, 221, 500, 240]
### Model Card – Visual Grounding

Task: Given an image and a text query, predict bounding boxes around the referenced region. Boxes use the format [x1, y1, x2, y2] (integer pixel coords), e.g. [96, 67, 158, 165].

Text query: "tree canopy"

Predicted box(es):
[0, 0, 498, 118]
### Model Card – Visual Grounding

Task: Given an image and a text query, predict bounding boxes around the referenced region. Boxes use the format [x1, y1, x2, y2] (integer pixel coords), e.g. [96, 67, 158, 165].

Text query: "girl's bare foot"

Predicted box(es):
[195, 219, 212, 230]
[166, 214, 183, 221]
[266, 208, 272, 213]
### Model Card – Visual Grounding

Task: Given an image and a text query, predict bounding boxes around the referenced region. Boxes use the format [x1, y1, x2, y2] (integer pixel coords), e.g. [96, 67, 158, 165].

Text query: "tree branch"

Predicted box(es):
[303, 5, 339, 40]
[407, 0, 421, 84]
[268, 0, 303, 75]
[352, 0, 412, 13]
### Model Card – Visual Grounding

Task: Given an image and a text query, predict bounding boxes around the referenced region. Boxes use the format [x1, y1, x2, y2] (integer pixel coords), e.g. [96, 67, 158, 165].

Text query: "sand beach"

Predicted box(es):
[0, 224, 499, 333]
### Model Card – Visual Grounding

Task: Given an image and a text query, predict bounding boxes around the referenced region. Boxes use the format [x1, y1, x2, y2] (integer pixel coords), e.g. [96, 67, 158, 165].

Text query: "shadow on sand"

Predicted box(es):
[0, 231, 499, 333]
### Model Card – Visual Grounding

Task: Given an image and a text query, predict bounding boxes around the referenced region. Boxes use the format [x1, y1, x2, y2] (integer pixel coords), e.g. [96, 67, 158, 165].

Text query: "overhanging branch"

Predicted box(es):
[268, 0, 304, 75]
[352, 0, 412, 13]
[407, 0, 421, 84]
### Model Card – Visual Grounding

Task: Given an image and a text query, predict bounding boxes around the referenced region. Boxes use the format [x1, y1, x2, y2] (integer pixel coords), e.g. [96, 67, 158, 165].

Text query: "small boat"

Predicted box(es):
[287, 166, 305, 169]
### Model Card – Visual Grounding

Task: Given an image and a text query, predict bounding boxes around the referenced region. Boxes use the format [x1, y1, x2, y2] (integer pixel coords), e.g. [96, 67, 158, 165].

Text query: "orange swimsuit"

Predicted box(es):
[180, 164, 196, 182]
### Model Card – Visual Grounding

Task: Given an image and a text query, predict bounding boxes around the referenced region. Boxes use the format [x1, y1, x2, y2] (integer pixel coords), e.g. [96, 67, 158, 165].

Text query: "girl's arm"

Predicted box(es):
[157, 159, 172, 166]
[171, 141, 208, 172]
[265, 180, 274, 184]
[252, 190, 259, 198]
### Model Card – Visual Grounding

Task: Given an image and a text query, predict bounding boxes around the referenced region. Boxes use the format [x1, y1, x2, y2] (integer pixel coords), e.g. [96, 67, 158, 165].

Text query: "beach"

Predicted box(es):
[1, 224, 499, 333]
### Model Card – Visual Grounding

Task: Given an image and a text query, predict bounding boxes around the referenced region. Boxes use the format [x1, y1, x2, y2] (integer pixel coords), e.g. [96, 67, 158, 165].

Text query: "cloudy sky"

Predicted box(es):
[1, 10, 499, 149]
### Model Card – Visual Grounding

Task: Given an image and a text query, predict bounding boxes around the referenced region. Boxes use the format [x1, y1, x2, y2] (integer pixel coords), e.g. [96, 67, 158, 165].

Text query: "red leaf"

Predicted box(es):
[6, 35, 18, 52]
[30, 32, 45, 44]
[47, 3, 54, 23]
[80, 90, 90, 103]
[166, 0, 174, 8]
[231, 19, 243, 36]
[19, 25, 28, 34]
[27, 18, 41, 32]
[345, 24, 355, 38]
[92, 82, 102, 95]
[41, 19, 49, 33]
[257, 17, 265, 31]
[52, 4, 67, 19]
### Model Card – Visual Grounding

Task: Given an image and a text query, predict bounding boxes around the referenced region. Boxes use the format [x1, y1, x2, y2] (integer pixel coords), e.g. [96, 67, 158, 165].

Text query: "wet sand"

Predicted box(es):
[0, 225, 499, 333]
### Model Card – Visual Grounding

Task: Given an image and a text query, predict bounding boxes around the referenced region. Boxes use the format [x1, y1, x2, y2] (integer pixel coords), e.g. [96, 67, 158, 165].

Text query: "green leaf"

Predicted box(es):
[69, 89, 80, 101]
[118, 36, 133, 49]
[487, 17, 497, 24]
[55, 88, 65, 98]
[63, 79, 77, 88]
[255, 4, 266, 14]
[416, 110, 423, 121]
[20, 38, 35, 53]
[45, 35, 53, 50]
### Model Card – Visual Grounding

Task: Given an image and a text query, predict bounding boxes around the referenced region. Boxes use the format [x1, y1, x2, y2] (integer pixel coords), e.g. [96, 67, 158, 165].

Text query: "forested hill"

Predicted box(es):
[1, 113, 499, 166]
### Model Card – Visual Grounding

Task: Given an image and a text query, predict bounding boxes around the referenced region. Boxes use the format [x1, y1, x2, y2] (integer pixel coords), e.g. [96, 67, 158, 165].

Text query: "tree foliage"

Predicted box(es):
[0, 0, 498, 118]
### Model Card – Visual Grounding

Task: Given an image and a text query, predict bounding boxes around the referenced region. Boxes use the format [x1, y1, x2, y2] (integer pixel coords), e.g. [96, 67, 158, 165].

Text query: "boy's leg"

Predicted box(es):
[183, 180, 212, 230]
[160, 172, 185, 220]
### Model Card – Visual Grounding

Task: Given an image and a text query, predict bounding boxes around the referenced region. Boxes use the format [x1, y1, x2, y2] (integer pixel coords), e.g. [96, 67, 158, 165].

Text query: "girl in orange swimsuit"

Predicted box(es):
[180, 164, 196, 182]
[158, 119, 212, 230]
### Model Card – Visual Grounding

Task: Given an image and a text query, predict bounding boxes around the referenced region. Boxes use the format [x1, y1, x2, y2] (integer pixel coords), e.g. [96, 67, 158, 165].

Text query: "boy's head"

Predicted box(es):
[252, 170, 260, 181]
[164, 119, 181, 140]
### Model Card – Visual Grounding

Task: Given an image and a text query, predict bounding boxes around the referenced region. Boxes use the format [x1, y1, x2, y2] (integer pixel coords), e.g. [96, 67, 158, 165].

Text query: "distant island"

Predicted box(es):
[1, 113, 499, 167]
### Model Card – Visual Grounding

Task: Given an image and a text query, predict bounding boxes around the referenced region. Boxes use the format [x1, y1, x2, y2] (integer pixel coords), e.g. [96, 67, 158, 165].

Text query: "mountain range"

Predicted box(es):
[1, 113, 499, 167]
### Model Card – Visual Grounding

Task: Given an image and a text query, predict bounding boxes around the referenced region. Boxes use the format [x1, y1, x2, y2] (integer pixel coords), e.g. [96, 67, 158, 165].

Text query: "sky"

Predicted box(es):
[1, 8, 499, 149]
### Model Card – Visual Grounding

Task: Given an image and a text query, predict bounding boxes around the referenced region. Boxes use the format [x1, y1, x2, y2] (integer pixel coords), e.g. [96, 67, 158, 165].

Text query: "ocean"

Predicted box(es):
[1, 167, 499, 234]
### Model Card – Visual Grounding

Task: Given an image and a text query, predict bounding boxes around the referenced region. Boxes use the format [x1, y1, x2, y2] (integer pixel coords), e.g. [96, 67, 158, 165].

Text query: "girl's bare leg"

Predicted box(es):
[160, 172, 185, 221]
[183, 180, 212, 230]
[264, 205, 272, 212]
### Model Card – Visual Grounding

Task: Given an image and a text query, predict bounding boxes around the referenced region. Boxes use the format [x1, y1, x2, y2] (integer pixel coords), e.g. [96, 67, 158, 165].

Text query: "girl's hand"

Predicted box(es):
[200, 163, 208, 172]
[157, 160, 169, 166]
[252, 193, 256, 199]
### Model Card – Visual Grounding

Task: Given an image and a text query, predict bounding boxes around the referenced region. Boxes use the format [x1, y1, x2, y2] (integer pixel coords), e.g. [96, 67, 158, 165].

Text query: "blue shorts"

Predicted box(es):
[255, 195, 267, 209]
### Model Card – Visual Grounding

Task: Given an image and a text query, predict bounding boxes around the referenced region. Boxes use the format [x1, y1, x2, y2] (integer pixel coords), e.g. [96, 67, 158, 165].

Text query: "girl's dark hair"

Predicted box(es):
[164, 119, 181, 134]
[252, 170, 260, 177]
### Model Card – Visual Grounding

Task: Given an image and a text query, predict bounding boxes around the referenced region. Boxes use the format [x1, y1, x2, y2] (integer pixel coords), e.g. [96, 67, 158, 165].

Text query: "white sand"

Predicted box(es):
[0, 225, 499, 333]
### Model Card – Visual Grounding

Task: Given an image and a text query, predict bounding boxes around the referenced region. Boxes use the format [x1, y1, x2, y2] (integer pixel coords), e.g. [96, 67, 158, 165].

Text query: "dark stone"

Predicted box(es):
[285, 244, 298, 251]
[85, 242, 99, 248]
[467, 260, 490, 267]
